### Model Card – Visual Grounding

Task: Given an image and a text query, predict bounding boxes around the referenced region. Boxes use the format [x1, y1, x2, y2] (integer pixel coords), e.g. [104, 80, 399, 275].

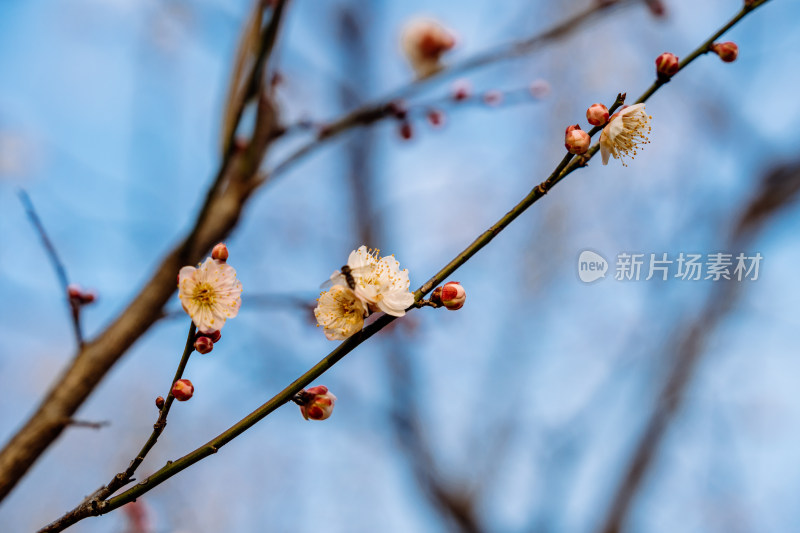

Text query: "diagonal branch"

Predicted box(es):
[18, 189, 85, 347]
[36, 3, 774, 530]
[0, 0, 290, 505]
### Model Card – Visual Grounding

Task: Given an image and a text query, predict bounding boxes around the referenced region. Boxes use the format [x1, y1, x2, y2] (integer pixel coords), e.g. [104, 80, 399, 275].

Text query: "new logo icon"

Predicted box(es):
[578, 250, 608, 283]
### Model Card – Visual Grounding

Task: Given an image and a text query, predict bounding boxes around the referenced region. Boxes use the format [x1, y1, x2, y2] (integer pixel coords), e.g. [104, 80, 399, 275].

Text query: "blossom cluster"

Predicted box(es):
[315, 246, 415, 340]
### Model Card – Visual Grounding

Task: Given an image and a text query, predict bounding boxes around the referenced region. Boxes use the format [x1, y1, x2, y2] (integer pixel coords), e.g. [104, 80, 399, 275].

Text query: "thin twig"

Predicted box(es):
[36, 4, 772, 530]
[17, 189, 84, 347]
[40, 323, 197, 532]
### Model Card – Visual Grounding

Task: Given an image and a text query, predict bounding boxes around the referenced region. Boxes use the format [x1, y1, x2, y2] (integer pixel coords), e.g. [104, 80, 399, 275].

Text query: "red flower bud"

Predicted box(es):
[171, 379, 194, 401]
[564, 124, 591, 155]
[586, 103, 609, 126]
[294, 385, 337, 421]
[427, 109, 445, 128]
[155, 396, 165, 409]
[711, 41, 738, 63]
[207, 330, 222, 343]
[211, 243, 229, 262]
[451, 80, 471, 101]
[194, 336, 214, 354]
[655, 52, 680, 78]
[399, 121, 413, 140]
[439, 281, 466, 310]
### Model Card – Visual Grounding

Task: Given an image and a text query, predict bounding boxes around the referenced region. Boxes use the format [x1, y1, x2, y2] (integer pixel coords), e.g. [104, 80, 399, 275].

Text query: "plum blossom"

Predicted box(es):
[598, 103, 652, 166]
[314, 285, 368, 340]
[178, 257, 242, 333]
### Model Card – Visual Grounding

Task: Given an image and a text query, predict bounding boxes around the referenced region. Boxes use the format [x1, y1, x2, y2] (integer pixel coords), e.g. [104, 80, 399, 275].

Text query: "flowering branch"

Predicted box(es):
[0, 0, 651, 501]
[17, 189, 85, 348]
[39, 324, 198, 532]
[0, 0, 288, 505]
[36, 3, 773, 530]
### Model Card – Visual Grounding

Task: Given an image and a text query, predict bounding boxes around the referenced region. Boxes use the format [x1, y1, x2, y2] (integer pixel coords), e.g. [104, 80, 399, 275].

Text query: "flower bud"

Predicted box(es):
[399, 121, 413, 140]
[564, 124, 591, 155]
[194, 336, 214, 354]
[439, 281, 466, 310]
[586, 103, 609, 126]
[427, 109, 445, 128]
[451, 79, 471, 101]
[645, 0, 666, 17]
[528, 79, 551, 99]
[207, 330, 222, 343]
[294, 385, 337, 421]
[387, 100, 408, 120]
[155, 396, 165, 409]
[211, 243, 229, 262]
[171, 379, 194, 401]
[711, 41, 738, 63]
[655, 52, 680, 78]
[67, 284, 96, 305]
[482, 90, 503, 106]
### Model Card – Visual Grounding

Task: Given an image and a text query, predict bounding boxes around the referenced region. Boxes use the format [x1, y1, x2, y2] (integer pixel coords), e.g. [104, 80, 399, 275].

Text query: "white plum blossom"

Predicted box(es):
[315, 246, 416, 340]
[352, 253, 415, 317]
[178, 257, 242, 333]
[599, 103, 652, 166]
[314, 285, 368, 340]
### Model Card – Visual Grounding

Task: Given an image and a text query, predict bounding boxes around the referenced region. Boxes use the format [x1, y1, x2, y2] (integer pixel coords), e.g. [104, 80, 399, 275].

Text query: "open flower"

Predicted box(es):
[346, 248, 414, 317]
[401, 18, 456, 78]
[314, 285, 368, 340]
[598, 103, 652, 166]
[178, 257, 242, 333]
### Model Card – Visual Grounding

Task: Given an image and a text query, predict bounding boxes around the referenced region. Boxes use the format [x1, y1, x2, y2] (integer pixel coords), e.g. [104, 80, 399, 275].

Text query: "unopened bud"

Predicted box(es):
[399, 121, 413, 140]
[586, 103, 609, 126]
[645, 0, 666, 17]
[711, 41, 738, 63]
[67, 284, 96, 305]
[439, 281, 466, 310]
[387, 100, 408, 120]
[427, 109, 445, 128]
[294, 385, 337, 421]
[655, 52, 680, 78]
[194, 336, 214, 354]
[529, 79, 551, 99]
[207, 330, 222, 343]
[171, 379, 194, 401]
[211, 243, 229, 262]
[452, 80, 471, 101]
[482, 90, 503, 106]
[564, 124, 591, 155]
[155, 396, 165, 409]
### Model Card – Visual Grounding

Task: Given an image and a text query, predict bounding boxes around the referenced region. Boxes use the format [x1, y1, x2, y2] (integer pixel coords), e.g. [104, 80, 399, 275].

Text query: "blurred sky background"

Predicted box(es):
[2, 0, 800, 532]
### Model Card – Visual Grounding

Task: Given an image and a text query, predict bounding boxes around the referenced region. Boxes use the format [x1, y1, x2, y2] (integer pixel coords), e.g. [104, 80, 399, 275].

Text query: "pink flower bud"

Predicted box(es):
[387, 100, 408, 120]
[295, 385, 337, 421]
[586, 103, 609, 126]
[211, 243, 229, 262]
[427, 109, 445, 128]
[171, 379, 194, 401]
[399, 121, 413, 140]
[155, 396, 165, 409]
[207, 330, 222, 343]
[564, 124, 591, 155]
[451, 80, 472, 101]
[482, 90, 503, 106]
[645, 0, 666, 17]
[711, 41, 738, 63]
[194, 336, 214, 354]
[68, 284, 97, 305]
[439, 281, 466, 310]
[528, 79, 551, 99]
[655, 52, 680, 78]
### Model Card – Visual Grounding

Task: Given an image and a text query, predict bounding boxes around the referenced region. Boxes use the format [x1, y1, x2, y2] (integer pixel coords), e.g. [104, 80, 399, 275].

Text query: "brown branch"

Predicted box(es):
[0, 0, 289, 505]
[18, 189, 84, 347]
